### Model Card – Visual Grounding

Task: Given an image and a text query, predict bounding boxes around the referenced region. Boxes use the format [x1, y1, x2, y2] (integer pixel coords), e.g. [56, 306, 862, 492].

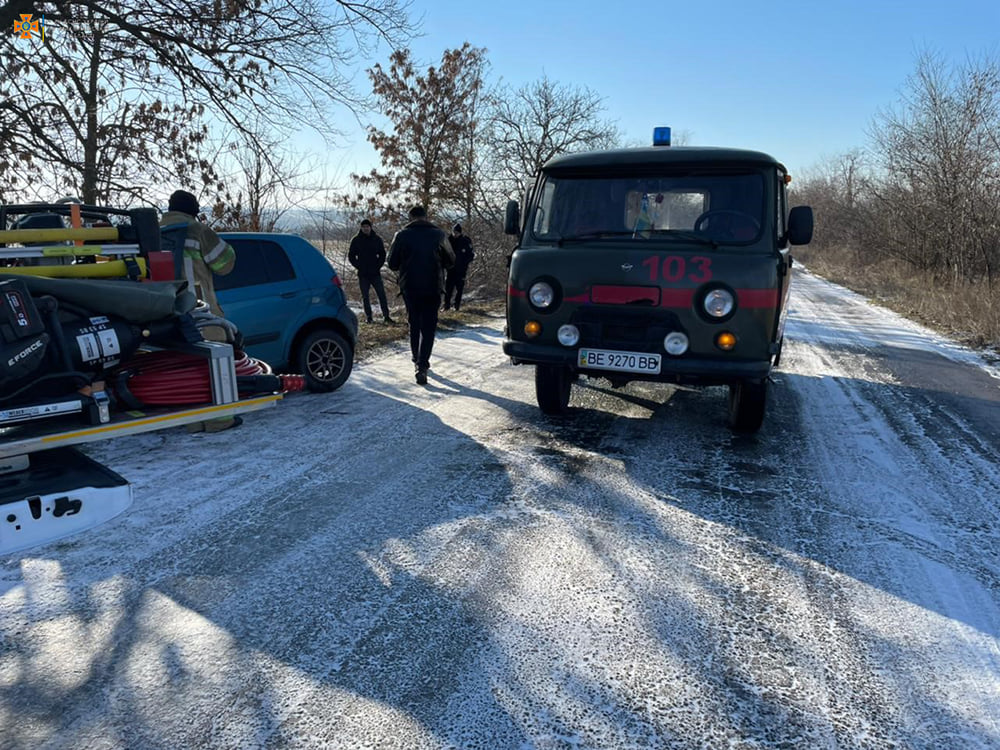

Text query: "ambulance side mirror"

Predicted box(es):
[787, 206, 814, 246]
[504, 200, 520, 236]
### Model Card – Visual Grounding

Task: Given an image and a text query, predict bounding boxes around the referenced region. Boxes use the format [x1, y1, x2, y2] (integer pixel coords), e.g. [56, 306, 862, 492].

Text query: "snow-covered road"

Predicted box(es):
[2, 270, 999, 749]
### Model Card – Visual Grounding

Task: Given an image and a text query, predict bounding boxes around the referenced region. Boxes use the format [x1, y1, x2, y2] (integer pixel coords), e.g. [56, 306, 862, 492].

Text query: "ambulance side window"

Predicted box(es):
[532, 182, 557, 237]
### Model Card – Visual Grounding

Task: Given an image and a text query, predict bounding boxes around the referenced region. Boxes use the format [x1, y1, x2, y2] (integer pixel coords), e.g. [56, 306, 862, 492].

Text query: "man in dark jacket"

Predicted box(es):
[387, 206, 455, 384]
[348, 219, 394, 324]
[443, 223, 474, 311]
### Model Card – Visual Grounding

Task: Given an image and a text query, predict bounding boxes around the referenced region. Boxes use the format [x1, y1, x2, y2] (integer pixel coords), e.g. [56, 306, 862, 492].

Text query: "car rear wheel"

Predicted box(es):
[536, 364, 573, 415]
[727, 379, 767, 432]
[297, 329, 353, 392]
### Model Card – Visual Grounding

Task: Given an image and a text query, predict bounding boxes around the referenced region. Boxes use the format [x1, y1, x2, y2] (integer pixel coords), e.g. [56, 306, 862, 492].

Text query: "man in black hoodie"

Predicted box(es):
[348, 219, 394, 324]
[387, 206, 455, 384]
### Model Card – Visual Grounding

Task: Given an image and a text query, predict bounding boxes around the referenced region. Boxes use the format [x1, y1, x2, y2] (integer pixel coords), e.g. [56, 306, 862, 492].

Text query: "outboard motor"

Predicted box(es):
[1, 278, 50, 391]
[0, 277, 145, 403]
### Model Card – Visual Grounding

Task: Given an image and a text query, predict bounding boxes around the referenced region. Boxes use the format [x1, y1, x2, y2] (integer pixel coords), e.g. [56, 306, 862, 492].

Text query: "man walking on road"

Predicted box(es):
[387, 206, 455, 385]
[348, 219, 394, 324]
[443, 223, 474, 311]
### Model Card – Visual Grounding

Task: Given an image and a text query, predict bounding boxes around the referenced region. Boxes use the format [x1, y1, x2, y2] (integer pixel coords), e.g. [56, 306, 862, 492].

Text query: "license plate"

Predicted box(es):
[577, 348, 661, 374]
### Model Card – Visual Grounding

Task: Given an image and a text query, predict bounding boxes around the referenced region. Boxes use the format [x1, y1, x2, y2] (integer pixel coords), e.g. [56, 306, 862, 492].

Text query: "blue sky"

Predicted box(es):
[317, 0, 1000, 187]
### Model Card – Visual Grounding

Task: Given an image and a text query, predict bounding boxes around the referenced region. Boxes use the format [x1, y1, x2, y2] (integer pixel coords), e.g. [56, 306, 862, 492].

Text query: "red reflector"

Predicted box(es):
[508, 285, 526, 298]
[591, 285, 660, 305]
[737, 289, 779, 308]
[332, 275, 342, 288]
[660, 289, 695, 308]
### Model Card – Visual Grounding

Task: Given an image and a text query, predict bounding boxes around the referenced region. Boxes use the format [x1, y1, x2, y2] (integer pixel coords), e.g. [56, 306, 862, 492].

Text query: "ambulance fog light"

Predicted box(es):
[557, 324, 580, 346]
[524, 320, 542, 338]
[529, 282, 555, 309]
[704, 288, 735, 318]
[715, 332, 737, 351]
[664, 332, 689, 355]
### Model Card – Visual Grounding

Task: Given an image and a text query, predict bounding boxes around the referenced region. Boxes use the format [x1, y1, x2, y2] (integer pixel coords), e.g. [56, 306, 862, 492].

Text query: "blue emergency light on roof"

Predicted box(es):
[653, 127, 672, 147]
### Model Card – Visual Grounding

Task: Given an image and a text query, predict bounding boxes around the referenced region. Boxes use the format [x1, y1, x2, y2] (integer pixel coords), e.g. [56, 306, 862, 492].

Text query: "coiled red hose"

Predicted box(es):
[117, 350, 306, 405]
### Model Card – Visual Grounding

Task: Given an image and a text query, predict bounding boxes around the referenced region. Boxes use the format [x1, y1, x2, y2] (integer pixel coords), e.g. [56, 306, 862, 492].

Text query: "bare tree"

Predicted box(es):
[2, 5, 215, 203]
[208, 123, 312, 231]
[487, 75, 621, 201]
[866, 50, 1000, 285]
[0, 0, 415, 204]
[793, 149, 870, 260]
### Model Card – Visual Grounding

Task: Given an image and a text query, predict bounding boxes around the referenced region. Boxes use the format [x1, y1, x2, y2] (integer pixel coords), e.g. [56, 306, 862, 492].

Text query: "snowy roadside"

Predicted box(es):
[793, 265, 1000, 378]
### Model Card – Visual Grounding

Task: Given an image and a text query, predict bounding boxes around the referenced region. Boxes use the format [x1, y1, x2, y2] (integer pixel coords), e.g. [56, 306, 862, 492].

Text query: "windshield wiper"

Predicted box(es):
[643, 230, 720, 249]
[554, 229, 720, 249]
[556, 231, 636, 245]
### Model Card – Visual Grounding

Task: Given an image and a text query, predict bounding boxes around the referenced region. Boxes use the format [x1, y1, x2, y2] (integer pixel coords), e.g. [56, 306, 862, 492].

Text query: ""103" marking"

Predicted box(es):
[641, 255, 712, 283]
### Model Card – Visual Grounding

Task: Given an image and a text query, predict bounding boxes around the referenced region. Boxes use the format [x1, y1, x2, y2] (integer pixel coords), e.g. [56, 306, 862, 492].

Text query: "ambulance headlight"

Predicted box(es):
[703, 288, 735, 318]
[664, 332, 689, 355]
[557, 325, 580, 346]
[529, 281, 555, 309]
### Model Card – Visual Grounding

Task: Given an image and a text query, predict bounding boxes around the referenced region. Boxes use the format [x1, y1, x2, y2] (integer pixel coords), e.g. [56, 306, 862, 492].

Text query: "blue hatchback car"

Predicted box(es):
[215, 232, 358, 391]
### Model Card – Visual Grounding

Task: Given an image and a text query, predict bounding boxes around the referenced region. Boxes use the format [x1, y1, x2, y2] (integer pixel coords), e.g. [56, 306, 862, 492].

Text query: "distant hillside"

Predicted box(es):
[273, 206, 350, 236]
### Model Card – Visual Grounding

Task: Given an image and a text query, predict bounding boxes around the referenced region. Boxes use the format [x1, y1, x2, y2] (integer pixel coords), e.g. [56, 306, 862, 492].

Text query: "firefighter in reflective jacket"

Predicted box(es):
[160, 189, 241, 433]
[159, 189, 236, 341]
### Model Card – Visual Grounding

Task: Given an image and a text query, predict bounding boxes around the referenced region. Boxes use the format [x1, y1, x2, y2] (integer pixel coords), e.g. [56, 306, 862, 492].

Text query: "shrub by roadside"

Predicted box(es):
[795, 245, 1000, 359]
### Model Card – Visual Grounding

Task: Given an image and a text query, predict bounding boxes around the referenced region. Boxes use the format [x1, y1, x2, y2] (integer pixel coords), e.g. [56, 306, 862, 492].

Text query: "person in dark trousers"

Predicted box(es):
[348, 219, 394, 324]
[387, 206, 455, 385]
[443, 223, 474, 311]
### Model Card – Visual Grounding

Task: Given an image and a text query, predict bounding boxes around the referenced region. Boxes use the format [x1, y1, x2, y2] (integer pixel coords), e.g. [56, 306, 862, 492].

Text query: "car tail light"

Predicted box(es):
[332, 275, 342, 288]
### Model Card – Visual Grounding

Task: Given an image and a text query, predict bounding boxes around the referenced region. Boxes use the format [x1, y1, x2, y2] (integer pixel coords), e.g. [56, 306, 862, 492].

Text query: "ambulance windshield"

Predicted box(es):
[530, 172, 765, 244]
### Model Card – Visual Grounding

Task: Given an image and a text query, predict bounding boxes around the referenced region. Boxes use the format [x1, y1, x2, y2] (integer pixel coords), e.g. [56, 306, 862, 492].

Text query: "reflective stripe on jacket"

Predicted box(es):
[160, 210, 236, 317]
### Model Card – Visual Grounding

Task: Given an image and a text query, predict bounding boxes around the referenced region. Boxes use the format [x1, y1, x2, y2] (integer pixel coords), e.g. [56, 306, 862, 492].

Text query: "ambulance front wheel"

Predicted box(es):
[728, 379, 767, 433]
[536, 364, 573, 415]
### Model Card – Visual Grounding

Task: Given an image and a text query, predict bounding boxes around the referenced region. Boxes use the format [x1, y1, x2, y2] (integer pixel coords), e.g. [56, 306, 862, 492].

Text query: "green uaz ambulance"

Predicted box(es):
[502, 128, 814, 432]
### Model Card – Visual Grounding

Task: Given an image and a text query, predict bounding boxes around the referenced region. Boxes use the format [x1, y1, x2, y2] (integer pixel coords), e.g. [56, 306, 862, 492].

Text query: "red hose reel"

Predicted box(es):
[117, 350, 305, 406]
